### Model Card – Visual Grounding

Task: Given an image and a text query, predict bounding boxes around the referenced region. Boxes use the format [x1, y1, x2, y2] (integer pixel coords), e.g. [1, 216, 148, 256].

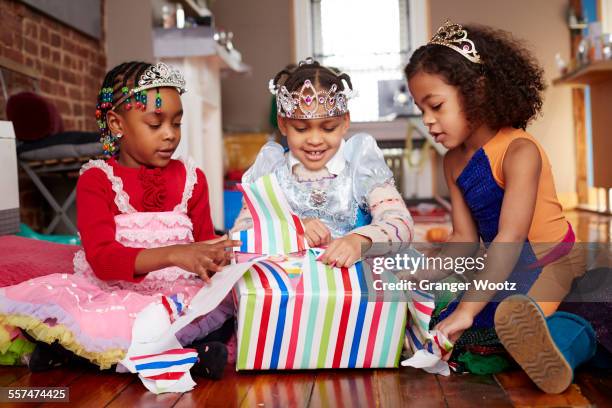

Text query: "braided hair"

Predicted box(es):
[96, 61, 152, 156]
[271, 59, 353, 99]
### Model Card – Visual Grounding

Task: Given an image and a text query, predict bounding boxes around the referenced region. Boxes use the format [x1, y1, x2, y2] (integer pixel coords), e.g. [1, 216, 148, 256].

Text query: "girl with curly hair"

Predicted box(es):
[405, 22, 596, 393]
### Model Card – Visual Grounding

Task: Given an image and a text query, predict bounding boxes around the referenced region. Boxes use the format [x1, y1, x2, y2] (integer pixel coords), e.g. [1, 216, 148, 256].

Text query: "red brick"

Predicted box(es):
[4, 13, 22, 33]
[62, 38, 76, 53]
[73, 103, 83, 116]
[50, 32, 60, 47]
[84, 104, 97, 116]
[23, 38, 38, 55]
[68, 87, 81, 100]
[70, 29, 83, 41]
[62, 54, 72, 66]
[58, 25, 71, 38]
[42, 64, 59, 80]
[92, 67, 106, 79]
[39, 26, 48, 43]
[63, 118, 75, 130]
[42, 17, 58, 32]
[40, 45, 50, 59]
[55, 99, 72, 116]
[24, 20, 37, 39]
[13, 32, 23, 49]
[40, 79, 55, 93]
[26, 10, 41, 23]
[4, 48, 23, 64]
[2, 0, 106, 228]
[56, 84, 67, 97]
[13, 2, 26, 18]
[0, 1, 13, 14]
[0, 30, 13, 47]
[62, 70, 77, 84]
[76, 45, 89, 58]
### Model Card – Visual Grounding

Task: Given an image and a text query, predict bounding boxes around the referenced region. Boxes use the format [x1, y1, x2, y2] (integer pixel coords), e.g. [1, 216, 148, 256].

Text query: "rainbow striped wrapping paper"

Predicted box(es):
[233, 250, 407, 370]
[231, 174, 307, 256]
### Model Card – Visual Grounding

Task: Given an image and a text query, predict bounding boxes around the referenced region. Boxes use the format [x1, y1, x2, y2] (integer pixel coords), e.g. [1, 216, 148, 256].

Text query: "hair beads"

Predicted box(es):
[155, 89, 162, 114]
[96, 62, 153, 156]
[96, 61, 186, 156]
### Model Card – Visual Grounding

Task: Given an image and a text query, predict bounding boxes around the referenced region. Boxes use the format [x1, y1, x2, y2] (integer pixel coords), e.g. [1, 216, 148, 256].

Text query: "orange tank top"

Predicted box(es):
[482, 128, 568, 243]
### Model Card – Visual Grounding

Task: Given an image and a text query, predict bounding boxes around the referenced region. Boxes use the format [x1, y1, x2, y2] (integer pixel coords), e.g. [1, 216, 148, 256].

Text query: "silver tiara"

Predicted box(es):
[112, 62, 186, 109]
[269, 59, 352, 120]
[133, 62, 186, 94]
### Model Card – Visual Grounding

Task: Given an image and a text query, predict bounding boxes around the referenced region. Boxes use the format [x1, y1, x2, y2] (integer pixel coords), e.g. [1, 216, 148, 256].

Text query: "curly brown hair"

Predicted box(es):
[404, 24, 546, 130]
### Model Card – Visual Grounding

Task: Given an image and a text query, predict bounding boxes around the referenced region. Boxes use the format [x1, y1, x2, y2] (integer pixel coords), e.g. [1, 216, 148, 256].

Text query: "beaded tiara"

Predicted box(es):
[429, 20, 482, 64]
[111, 62, 186, 110]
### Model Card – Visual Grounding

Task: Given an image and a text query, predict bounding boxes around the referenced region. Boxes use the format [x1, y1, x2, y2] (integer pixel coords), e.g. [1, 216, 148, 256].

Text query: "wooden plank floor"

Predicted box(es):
[0, 212, 608, 407]
[0, 364, 609, 407]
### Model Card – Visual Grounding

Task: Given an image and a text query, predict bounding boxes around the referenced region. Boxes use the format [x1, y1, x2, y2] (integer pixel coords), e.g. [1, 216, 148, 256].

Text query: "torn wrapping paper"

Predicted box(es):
[121, 173, 304, 393]
[233, 249, 408, 370]
[231, 174, 307, 255]
[401, 289, 453, 376]
[120, 260, 257, 394]
[130, 349, 199, 391]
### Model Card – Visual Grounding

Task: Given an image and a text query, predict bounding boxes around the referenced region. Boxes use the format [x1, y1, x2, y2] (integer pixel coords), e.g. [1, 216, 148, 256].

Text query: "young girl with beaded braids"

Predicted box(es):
[231, 58, 414, 267]
[404, 21, 598, 393]
[0, 61, 239, 379]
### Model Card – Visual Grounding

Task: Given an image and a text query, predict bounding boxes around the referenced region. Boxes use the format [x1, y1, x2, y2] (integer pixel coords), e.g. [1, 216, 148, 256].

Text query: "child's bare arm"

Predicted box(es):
[438, 139, 542, 340]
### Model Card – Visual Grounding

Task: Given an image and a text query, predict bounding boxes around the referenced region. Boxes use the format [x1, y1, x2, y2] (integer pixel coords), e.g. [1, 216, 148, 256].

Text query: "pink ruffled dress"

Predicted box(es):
[0, 158, 232, 369]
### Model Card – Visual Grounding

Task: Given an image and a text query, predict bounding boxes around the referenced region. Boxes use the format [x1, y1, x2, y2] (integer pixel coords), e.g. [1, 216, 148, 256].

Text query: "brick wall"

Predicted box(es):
[0, 0, 107, 233]
[0, 0, 106, 132]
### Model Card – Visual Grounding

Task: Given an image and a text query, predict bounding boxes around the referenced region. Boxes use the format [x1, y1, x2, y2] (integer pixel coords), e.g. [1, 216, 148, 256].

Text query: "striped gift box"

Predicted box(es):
[231, 174, 307, 256]
[233, 250, 407, 370]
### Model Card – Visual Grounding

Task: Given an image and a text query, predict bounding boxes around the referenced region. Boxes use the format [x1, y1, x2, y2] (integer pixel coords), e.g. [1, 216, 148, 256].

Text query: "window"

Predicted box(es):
[311, 0, 411, 122]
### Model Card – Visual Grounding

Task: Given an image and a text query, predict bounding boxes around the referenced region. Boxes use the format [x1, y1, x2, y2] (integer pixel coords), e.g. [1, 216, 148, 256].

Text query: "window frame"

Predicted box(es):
[291, 0, 429, 129]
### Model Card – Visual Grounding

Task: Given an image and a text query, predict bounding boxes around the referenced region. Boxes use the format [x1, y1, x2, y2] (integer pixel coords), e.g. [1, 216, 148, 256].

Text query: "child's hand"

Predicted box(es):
[319, 234, 371, 268]
[434, 306, 474, 359]
[302, 218, 332, 247]
[169, 238, 241, 283]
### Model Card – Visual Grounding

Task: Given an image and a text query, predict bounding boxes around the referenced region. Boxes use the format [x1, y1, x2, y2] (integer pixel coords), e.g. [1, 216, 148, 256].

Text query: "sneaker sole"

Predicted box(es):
[494, 295, 572, 394]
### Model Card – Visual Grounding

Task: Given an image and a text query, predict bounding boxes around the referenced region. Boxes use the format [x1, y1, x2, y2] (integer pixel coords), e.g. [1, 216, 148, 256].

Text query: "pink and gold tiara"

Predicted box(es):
[269, 59, 352, 120]
[429, 20, 482, 64]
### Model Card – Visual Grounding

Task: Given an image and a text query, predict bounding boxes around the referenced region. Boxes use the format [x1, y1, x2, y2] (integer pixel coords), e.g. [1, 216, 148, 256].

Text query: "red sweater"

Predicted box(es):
[76, 158, 216, 282]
